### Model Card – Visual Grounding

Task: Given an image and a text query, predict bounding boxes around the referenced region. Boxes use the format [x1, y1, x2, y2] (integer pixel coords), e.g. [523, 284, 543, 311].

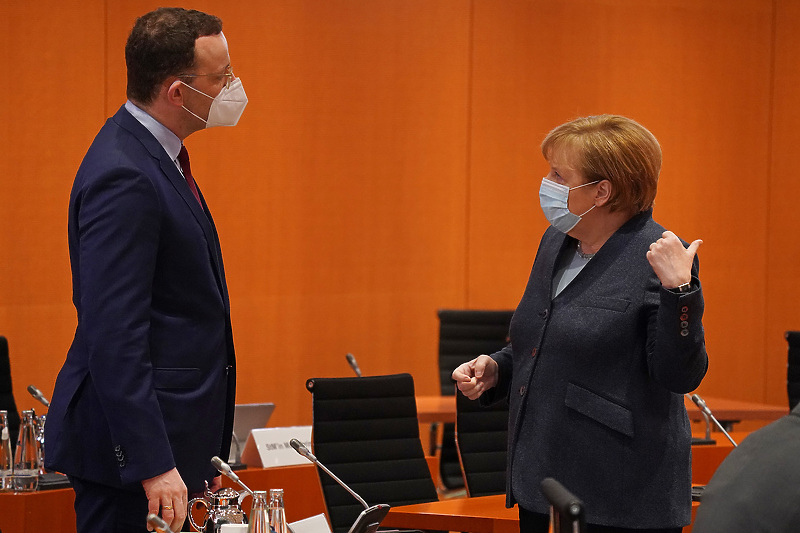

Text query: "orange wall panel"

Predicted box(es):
[0, 0, 795, 433]
[766, 0, 800, 406]
[468, 0, 776, 403]
[0, 0, 106, 411]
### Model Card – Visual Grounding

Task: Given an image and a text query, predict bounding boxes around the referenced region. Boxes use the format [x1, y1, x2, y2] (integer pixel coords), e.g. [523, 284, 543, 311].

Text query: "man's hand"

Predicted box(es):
[142, 467, 187, 532]
[208, 475, 223, 493]
[452, 355, 499, 400]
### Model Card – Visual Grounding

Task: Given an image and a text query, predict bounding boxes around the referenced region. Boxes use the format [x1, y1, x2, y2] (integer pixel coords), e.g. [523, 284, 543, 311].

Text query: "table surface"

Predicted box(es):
[383, 494, 518, 533]
[416, 394, 787, 425]
[384, 493, 703, 533]
[0, 455, 440, 533]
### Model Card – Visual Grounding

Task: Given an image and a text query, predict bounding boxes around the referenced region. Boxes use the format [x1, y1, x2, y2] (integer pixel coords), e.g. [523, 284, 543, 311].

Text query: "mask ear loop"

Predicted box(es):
[569, 180, 601, 217]
[175, 80, 212, 125]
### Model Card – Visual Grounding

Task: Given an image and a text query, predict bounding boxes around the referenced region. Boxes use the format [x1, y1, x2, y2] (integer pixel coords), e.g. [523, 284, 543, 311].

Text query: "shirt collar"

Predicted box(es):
[124, 100, 183, 163]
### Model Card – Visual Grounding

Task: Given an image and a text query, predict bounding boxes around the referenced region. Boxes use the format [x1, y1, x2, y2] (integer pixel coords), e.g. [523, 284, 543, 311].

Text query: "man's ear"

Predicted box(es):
[595, 179, 612, 207]
[165, 79, 185, 107]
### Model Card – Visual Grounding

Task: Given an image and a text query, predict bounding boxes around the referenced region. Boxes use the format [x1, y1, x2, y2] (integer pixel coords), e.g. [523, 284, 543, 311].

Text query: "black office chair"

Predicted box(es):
[435, 309, 513, 490]
[454, 390, 508, 497]
[306, 373, 439, 533]
[786, 331, 800, 409]
[540, 477, 585, 533]
[0, 336, 21, 454]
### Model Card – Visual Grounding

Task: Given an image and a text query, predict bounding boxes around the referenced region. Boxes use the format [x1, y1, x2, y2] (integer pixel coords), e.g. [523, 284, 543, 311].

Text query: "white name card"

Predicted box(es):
[289, 513, 333, 533]
[241, 425, 313, 468]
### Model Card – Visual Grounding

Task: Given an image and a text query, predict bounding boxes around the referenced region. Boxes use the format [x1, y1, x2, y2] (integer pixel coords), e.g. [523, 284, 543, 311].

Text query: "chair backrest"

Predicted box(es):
[786, 331, 800, 409]
[0, 336, 21, 452]
[435, 309, 513, 490]
[437, 309, 514, 396]
[306, 373, 438, 533]
[454, 391, 508, 497]
[540, 477, 585, 533]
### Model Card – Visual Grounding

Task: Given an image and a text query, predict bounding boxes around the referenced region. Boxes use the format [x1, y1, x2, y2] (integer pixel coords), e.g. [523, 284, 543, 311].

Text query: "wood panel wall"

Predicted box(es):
[1, 0, 797, 428]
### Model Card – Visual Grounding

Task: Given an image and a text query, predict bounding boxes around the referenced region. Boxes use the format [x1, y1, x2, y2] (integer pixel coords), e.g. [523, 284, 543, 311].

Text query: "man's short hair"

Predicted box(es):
[125, 7, 222, 105]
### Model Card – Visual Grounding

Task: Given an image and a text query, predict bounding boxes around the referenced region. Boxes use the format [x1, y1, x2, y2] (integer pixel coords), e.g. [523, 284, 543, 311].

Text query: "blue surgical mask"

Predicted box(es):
[539, 178, 600, 233]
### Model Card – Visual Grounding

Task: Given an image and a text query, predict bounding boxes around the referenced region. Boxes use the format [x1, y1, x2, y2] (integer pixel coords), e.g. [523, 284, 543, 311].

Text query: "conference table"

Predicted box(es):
[416, 394, 787, 429]
[384, 494, 518, 533]
[0, 456, 439, 533]
[0, 391, 777, 533]
[383, 494, 704, 533]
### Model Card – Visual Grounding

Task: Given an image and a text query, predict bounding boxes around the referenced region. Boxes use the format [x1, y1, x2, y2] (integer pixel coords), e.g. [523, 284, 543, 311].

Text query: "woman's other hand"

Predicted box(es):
[452, 355, 499, 400]
[646, 230, 703, 289]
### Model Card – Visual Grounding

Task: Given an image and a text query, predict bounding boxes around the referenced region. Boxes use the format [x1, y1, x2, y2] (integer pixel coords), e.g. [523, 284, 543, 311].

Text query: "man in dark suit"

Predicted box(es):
[44, 8, 247, 532]
[691, 404, 800, 532]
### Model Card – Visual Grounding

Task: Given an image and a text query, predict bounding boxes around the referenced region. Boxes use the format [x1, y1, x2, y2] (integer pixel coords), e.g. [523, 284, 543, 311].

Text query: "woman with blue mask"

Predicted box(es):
[453, 115, 708, 533]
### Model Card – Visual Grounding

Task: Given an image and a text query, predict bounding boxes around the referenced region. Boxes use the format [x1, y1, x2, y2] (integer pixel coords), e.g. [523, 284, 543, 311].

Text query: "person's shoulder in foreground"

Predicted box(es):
[692, 403, 800, 533]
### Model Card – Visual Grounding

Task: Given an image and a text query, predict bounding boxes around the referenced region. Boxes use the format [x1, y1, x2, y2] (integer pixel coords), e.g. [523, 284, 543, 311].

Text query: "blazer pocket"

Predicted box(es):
[153, 367, 202, 390]
[580, 296, 630, 313]
[565, 382, 634, 438]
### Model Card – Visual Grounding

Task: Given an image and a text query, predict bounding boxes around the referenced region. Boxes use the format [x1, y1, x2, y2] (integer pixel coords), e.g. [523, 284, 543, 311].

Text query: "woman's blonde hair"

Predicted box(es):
[541, 115, 661, 213]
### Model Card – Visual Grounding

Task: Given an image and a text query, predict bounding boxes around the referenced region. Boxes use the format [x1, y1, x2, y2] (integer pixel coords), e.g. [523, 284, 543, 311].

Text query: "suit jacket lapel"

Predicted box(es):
[113, 107, 228, 302]
[550, 210, 652, 301]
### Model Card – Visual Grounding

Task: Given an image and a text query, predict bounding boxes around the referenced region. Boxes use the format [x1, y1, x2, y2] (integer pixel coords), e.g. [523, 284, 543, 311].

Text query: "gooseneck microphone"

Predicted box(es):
[289, 438, 368, 508]
[289, 438, 390, 533]
[146, 513, 175, 533]
[27, 385, 50, 408]
[685, 394, 715, 445]
[211, 456, 254, 495]
[346, 353, 363, 378]
[690, 394, 738, 447]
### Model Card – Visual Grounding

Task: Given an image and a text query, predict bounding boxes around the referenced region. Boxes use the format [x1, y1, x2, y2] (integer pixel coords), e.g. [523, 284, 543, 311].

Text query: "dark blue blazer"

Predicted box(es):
[484, 210, 708, 529]
[45, 106, 236, 492]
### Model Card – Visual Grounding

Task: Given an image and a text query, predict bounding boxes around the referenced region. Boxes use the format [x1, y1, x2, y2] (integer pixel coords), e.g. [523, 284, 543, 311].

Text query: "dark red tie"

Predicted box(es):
[177, 145, 202, 206]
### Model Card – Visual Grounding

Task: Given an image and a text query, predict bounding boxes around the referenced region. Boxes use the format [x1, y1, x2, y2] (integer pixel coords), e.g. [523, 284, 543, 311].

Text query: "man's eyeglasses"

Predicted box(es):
[178, 66, 235, 90]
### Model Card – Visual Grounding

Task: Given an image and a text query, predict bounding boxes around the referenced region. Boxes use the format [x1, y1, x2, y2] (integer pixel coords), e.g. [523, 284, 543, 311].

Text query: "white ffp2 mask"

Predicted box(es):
[182, 77, 248, 128]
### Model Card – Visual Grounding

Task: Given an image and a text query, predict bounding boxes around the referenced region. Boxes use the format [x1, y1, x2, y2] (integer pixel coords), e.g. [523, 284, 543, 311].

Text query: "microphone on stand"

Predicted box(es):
[690, 394, 738, 447]
[27, 385, 50, 408]
[346, 353, 363, 378]
[146, 514, 175, 533]
[289, 438, 390, 533]
[211, 456, 254, 495]
[685, 394, 715, 445]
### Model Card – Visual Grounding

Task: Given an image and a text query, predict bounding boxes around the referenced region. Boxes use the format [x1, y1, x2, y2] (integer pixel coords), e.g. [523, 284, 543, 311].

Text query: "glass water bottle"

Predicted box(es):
[269, 488, 288, 533]
[0, 410, 12, 492]
[13, 410, 39, 492]
[248, 490, 270, 533]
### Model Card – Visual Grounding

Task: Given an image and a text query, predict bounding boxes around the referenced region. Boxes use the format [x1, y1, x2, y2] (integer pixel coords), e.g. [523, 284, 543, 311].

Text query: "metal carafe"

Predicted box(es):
[188, 482, 248, 533]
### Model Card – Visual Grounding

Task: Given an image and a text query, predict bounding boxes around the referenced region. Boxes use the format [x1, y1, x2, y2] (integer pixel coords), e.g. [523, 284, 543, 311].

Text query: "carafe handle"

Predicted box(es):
[187, 497, 209, 532]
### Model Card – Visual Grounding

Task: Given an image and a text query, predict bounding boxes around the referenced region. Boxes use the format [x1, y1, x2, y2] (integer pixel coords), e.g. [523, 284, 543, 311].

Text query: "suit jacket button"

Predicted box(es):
[681, 306, 689, 313]
[681, 329, 689, 337]
[531, 348, 537, 358]
[680, 313, 689, 321]
[519, 386, 526, 396]
[119, 461, 126, 468]
[114, 445, 121, 452]
[539, 309, 548, 319]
